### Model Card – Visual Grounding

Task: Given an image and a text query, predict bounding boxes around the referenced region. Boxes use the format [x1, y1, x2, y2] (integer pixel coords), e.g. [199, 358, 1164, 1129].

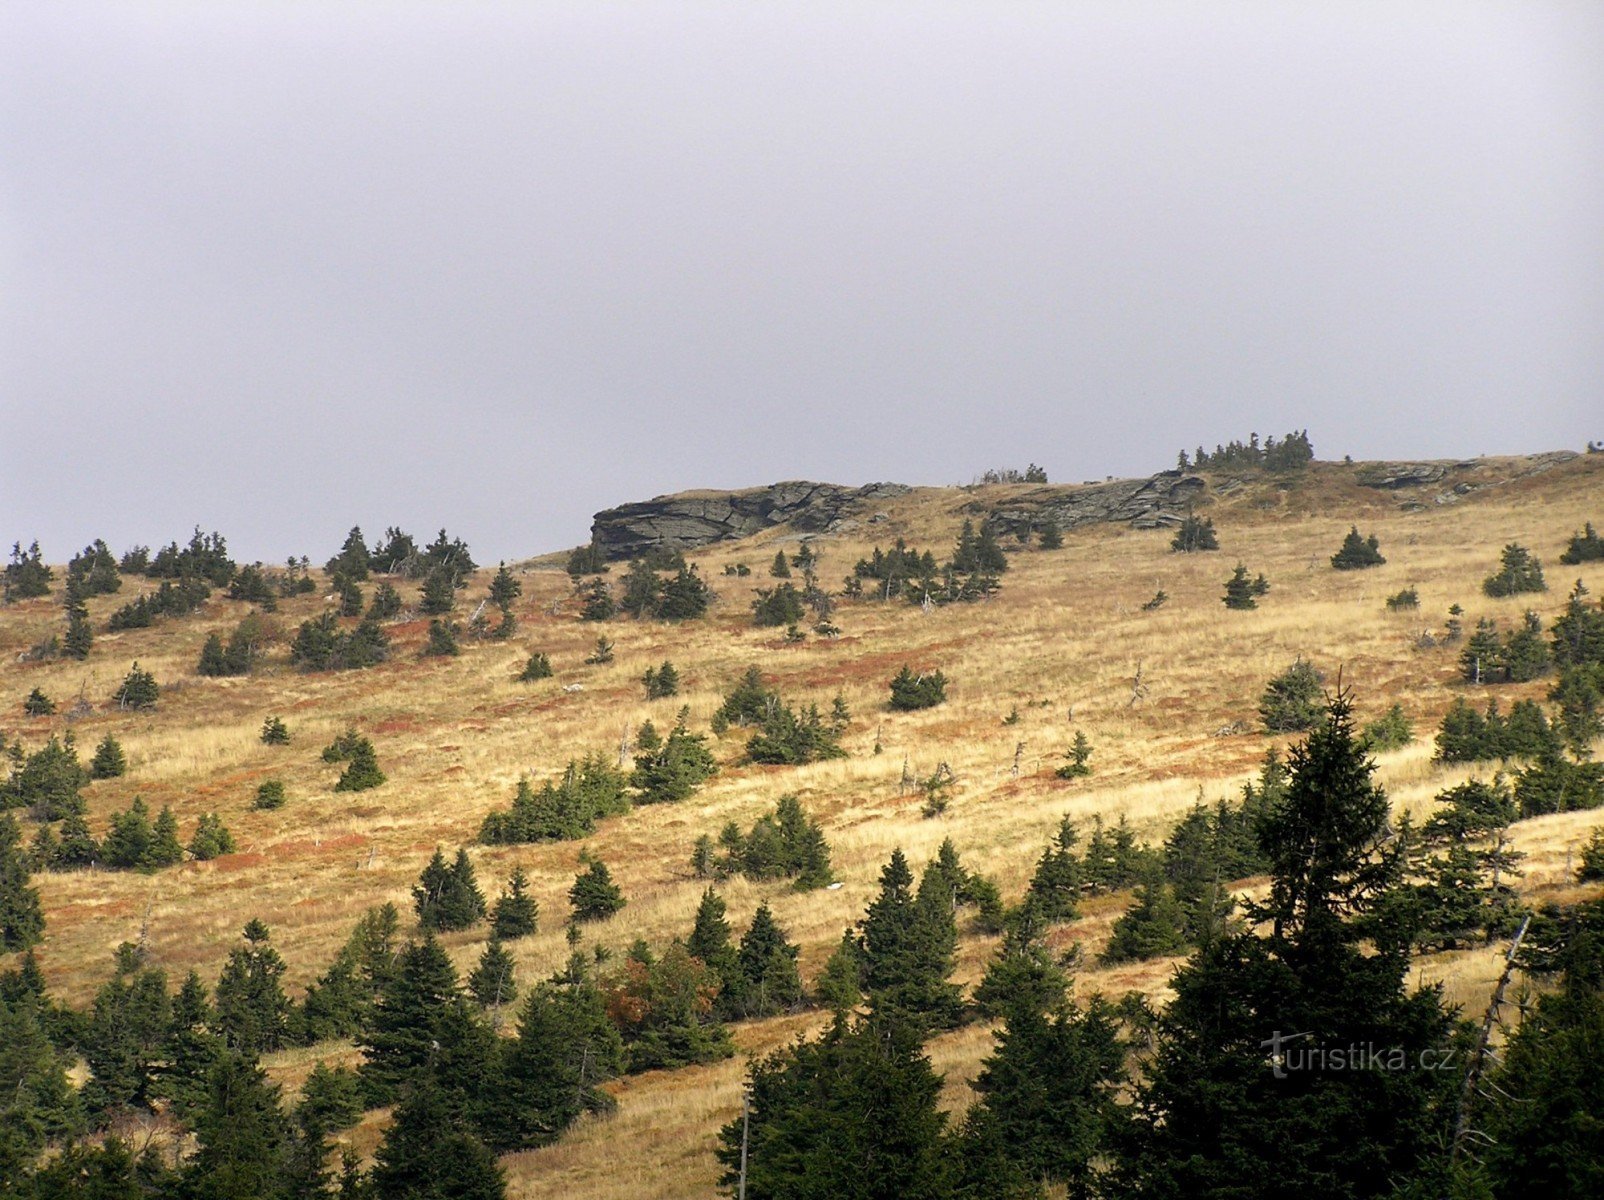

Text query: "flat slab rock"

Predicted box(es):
[589, 481, 910, 559]
[981, 472, 1208, 537]
[1356, 451, 1577, 490]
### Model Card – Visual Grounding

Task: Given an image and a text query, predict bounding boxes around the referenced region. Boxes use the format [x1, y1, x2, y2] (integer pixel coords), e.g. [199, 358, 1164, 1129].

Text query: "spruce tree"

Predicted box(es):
[1037, 522, 1064, 550]
[731, 903, 804, 1019]
[53, 812, 99, 868]
[642, 659, 680, 698]
[158, 971, 221, 1124]
[972, 906, 1070, 1019]
[1483, 542, 1546, 597]
[962, 992, 1127, 1194]
[260, 715, 291, 745]
[63, 579, 93, 659]
[359, 934, 463, 1106]
[214, 919, 291, 1056]
[1171, 512, 1219, 552]
[815, 929, 864, 1014]
[423, 617, 461, 657]
[413, 847, 487, 932]
[686, 886, 740, 1016]
[147, 804, 184, 867]
[1559, 521, 1604, 564]
[67, 538, 122, 595]
[468, 934, 518, 1010]
[858, 849, 963, 1030]
[1100, 865, 1190, 963]
[481, 958, 623, 1151]
[296, 1062, 363, 1133]
[22, 687, 54, 717]
[605, 941, 734, 1072]
[1056, 730, 1092, 779]
[13, 733, 88, 821]
[1478, 900, 1604, 1199]
[579, 579, 616, 621]
[517, 651, 553, 681]
[1330, 525, 1386, 570]
[335, 573, 364, 617]
[419, 566, 457, 615]
[82, 966, 171, 1115]
[112, 662, 159, 710]
[569, 858, 625, 922]
[332, 738, 385, 792]
[101, 796, 155, 868]
[715, 1015, 954, 1199]
[89, 733, 126, 779]
[1259, 658, 1326, 732]
[487, 562, 521, 611]
[0, 988, 85, 1161]
[3, 541, 53, 601]
[1022, 816, 1082, 923]
[490, 867, 539, 939]
[326, 527, 372, 582]
[189, 813, 236, 861]
[185, 1051, 292, 1200]
[630, 718, 717, 804]
[369, 1073, 508, 1200]
[367, 579, 403, 620]
[0, 815, 45, 952]
[975, 521, 1009, 572]
[1223, 564, 1259, 609]
[254, 780, 287, 810]
[889, 665, 948, 711]
[1114, 691, 1456, 1199]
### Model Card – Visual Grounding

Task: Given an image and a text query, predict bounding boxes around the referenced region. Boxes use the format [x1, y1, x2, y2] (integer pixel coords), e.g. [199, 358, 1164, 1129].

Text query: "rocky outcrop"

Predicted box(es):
[589, 481, 910, 560]
[1355, 462, 1453, 489]
[979, 472, 1209, 538]
[1356, 451, 1578, 491]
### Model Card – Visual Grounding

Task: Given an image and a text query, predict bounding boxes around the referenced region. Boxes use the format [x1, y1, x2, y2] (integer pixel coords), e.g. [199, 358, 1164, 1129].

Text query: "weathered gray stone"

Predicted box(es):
[981, 472, 1209, 538]
[589, 481, 910, 559]
[1356, 462, 1448, 489]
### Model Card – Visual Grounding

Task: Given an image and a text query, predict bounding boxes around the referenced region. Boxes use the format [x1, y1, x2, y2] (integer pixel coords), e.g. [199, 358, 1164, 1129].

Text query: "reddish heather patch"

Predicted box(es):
[389, 620, 429, 638]
[373, 719, 419, 735]
[210, 852, 268, 872]
[796, 643, 969, 690]
[273, 833, 368, 858]
[49, 898, 138, 930]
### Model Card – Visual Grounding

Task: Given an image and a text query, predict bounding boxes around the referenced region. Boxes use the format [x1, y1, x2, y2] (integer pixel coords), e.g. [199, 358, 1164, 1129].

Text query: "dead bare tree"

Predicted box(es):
[1128, 660, 1150, 708]
[1451, 913, 1531, 1168]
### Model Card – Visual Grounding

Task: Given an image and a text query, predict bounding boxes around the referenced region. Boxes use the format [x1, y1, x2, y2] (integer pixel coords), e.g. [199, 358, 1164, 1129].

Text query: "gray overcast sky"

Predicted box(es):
[3, 2, 1601, 565]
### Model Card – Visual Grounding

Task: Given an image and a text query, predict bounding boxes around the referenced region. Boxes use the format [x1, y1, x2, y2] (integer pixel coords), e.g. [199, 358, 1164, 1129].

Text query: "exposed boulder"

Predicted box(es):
[589, 481, 909, 560]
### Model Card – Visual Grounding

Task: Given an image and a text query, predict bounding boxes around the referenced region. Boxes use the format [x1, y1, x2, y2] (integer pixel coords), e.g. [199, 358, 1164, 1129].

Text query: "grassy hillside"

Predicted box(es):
[4, 452, 1603, 1197]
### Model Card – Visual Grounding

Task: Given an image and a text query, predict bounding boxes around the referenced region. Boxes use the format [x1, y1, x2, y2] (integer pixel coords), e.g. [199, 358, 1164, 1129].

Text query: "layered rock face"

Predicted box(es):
[980, 472, 1208, 538]
[1355, 451, 1578, 508]
[589, 481, 910, 560]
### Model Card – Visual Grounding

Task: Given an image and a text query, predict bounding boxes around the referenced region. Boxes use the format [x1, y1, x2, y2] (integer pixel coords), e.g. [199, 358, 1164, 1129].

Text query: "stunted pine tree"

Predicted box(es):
[490, 867, 539, 939]
[1330, 525, 1386, 570]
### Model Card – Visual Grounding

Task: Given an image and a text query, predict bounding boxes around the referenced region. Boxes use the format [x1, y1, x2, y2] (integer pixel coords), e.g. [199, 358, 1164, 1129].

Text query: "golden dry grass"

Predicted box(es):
[5, 452, 1604, 1198]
